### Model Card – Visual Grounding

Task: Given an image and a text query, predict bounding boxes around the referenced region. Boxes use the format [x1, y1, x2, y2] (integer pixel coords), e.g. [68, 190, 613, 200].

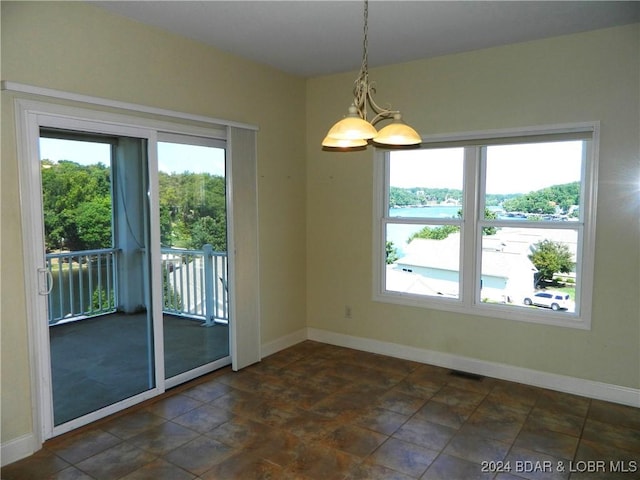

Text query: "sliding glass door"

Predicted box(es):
[157, 136, 230, 385]
[40, 132, 156, 427]
[36, 126, 231, 433]
[13, 95, 259, 442]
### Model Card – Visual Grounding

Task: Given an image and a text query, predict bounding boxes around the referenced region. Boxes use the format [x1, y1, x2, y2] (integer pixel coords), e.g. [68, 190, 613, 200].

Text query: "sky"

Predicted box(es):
[40, 137, 582, 194]
[390, 141, 583, 195]
[157, 142, 225, 176]
[39, 138, 225, 176]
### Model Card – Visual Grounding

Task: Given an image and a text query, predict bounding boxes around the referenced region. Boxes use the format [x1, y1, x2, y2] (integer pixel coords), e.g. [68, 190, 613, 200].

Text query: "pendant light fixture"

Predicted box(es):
[322, 0, 421, 151]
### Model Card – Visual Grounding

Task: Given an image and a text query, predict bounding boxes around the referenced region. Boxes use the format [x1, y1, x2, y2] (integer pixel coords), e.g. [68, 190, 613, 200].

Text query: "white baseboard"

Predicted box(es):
[305, 328, 640, 408]
[261, 328, 308, 358]
[1, 433, 40, 467]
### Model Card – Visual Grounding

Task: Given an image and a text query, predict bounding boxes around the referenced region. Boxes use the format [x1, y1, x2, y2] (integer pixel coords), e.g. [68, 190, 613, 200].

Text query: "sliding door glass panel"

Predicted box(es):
[157, 140, 230, 379]
[40, 132, 155, 426]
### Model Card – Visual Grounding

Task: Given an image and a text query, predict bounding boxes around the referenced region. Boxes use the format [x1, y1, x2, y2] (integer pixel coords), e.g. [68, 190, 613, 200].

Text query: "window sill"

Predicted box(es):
[373, 291, 591, 330]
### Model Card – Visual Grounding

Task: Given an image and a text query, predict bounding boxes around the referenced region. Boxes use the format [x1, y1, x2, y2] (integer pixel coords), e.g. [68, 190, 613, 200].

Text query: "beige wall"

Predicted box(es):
[306, 25, 639, 388]
[1, 2, 307, 444]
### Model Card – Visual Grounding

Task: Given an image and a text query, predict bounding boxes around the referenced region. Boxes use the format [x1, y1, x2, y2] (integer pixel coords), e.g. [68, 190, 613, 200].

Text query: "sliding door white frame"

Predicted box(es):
[10, 88, 260, 446]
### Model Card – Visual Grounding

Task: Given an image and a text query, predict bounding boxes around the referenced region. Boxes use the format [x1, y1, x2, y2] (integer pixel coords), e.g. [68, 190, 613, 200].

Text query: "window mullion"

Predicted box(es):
[461, 146, 480, 307]
[374, 151, 388, 298]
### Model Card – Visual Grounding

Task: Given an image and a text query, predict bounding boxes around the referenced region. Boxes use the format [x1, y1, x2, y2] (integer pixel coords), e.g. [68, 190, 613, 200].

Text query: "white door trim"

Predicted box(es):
[13, 98, 246, 443]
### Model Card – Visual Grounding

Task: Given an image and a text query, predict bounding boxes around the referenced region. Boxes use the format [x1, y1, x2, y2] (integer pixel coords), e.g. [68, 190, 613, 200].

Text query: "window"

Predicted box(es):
[374, 124, 598, 329]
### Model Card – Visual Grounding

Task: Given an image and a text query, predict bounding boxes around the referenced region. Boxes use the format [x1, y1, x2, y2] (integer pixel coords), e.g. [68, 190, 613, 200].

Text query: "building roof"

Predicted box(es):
[396, 234, 537, 279]
[398, 236, 459, 271]
[386, 267, 452, 297]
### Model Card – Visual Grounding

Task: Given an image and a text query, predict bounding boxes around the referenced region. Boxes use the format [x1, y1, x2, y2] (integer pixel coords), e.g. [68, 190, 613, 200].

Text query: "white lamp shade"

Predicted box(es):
[373, 118, 421, 146]
[325, 115, 377, 141]
[321, 135, 368, 148]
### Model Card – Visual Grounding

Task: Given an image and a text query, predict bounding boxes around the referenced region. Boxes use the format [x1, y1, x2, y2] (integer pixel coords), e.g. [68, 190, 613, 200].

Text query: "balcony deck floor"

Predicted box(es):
[49, 312, 229, 425]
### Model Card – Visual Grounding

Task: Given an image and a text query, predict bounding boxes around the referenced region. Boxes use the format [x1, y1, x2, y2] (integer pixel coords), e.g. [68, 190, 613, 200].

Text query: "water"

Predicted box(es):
[387, 206, 460, 254]
[386, 205, 512, 256]
[390, 205, 462, 219]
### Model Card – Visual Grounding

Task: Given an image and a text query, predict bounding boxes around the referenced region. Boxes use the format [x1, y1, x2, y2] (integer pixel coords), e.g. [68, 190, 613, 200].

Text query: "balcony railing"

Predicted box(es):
[46, 245, 228, 326]
[161, 245, 229, 326]
[46, 248, 118, 324]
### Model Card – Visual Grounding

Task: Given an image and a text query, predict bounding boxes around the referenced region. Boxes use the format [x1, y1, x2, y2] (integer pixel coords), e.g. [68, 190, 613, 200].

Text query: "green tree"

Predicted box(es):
[503, 182, 579, 215]
[41, 160, 112, 251]
[407, 208, 497, 242]
[483, 208, 498, 236]
[386, 241, 399, 264]
[158, 171, 227, 251]
[389, 187, 417, 207]
[528, 239, 574, 284]
[190, 216, 226, 251]
[44, 160, 229, 254]
[389, 187, 463, 207]
[91, 287, 115, 313]
[74, 197, 112, 249]
[408, 224, 459, 241]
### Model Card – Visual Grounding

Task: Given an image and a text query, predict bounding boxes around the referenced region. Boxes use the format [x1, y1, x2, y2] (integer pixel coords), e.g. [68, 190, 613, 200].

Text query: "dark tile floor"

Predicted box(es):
[3, 341, 640, 479]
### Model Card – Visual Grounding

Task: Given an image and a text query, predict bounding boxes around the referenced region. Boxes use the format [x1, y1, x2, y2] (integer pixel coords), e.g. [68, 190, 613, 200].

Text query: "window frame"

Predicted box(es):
[373, 122, 599, 329]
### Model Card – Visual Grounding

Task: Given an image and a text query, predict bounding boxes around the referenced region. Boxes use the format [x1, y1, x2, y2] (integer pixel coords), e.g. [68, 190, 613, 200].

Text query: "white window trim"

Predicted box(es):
[373, 122, 599, 330]
[2, 80, 257, 132]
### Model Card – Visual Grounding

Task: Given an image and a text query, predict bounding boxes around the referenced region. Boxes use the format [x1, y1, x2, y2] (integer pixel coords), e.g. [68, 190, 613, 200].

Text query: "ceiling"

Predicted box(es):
[91, 1, 640, 78]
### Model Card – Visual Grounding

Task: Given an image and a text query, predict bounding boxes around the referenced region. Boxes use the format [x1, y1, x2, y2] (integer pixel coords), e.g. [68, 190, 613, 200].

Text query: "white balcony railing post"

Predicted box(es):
[202, 244, 215, 327]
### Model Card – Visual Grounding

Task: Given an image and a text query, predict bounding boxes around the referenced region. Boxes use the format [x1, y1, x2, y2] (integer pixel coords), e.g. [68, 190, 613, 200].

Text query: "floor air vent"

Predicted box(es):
[449, 370, 484, 381]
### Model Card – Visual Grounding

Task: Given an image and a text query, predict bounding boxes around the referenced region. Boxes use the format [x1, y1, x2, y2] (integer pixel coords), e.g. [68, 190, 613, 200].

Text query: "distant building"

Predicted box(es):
[390, 234, 537, 302]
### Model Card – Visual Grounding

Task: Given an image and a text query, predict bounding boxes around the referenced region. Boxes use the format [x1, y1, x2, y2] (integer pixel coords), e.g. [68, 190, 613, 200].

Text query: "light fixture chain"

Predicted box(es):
[363, 0, 368, 72]
[353, 0, 397, 123]
[353, 0, 369, 120]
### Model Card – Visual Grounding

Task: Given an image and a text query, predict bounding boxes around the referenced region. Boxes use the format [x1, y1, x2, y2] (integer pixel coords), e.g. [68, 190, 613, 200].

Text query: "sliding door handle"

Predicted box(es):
[38, 267, 53, 295]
